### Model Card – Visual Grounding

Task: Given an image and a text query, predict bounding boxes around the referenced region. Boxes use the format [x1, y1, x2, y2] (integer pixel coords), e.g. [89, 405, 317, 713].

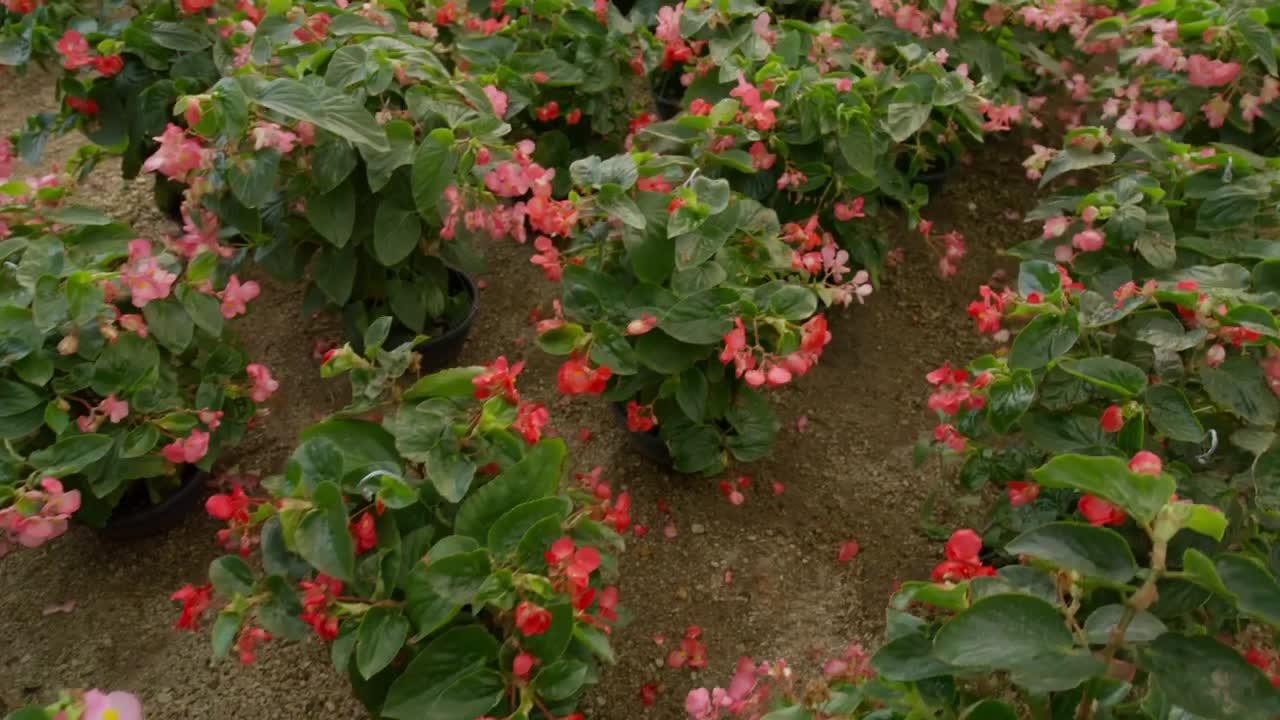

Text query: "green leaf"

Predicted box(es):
[1143, 385, 1204, 442]
[29, 435, 113, 478]
[381, 626, 500, 720]
[987, 369, 1036, 433]
[534, 659, 589, 701]
[674, 202, 743, 271]
[659, 288, 737, 344]
[1240, 17, 1278, 75]
[412, 128, 458, 215]
[884, 101, 931, 143]
[454, 440, 564, 539]
[1216, 554, 1280, 627]
[142, 299, 194, 353]
[1140, 634, 1280, 719]
[294, 481, 356, 582]
[622, 193, 674, 284]
[254, 78, 388, 150]
[1059, 357, 1147, 397]
[838, 121, 876, 176]
[1010, 313, 1079, 370]
[1083, 604, 1166, 644]
[421, 549, 491, 604]
[1201, 357, 1280, 426]
[32, 275, 67, 333]
[537, 324, 586, 355]
[1197, 184, 1262, 231]
[1039, 147, 1116, 187]
[356, 607, 410, 679]
[932, 594, 1073, 669]
[0, 379, 44, 417]
[211, 610, 242, 658]
[1031, 454, 1175, 524]
[1006, 522, 1137, 583]
[425, 441, 478, 504]
[522, 600, 574, 662]
[487, 496, 571, 559]
[209, 555, 254, 597]
[425, 668, 504, 720]
[405, 367, 485, 400]
[373, 202, 422, 267]
[589, 323, 639, 375]
[312, 245, 356, 306]
[872, 632, 957, 681]
[597, 185, 645, 229]
[306, 179, 356, 247]
[178, 286, 224, 338]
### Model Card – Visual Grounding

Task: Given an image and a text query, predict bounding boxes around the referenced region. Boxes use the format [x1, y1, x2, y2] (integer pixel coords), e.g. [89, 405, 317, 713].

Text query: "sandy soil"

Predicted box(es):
[0, 68, 1040, 719]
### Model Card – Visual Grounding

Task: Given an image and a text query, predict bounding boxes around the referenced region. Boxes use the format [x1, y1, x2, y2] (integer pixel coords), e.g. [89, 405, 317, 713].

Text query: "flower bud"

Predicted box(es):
[57, 334, 79, 356]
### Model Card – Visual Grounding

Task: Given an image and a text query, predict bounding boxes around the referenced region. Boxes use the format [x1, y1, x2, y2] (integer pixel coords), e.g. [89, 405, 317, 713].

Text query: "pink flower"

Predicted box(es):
[122, 258, 177, 308]
[1241, 94, 1264, 123]
[1201, 95, 1230, 128]
[162, 429, 210, 464]
[513, 401, 549, 444]
[82, 690, 143, 720]
[252, 122, 299, 154]
[55, 30, 92, 70]
[834, 77, 853, 92]
[513, 651, 537, 679]
[1206, 344, 1226, 367]
[98, 395, 129, 424]
[119, 314, 148, 337]
[246, 363, 278, 403]
[1072, 228, 1105, 253]
[1007, 481, 1039, 507]
[1185, 54, 1241, 87]
[748, 141, 776, 170]
[219, 275, 260, 318]
[1043, 216, 1069, 238]
[626, 313, 657, 335]
[530, 235, 563, 281]
[1128, 450, 1163, 476]
[834, 197, 865, 220]
[483, 84, 508, 116]
[685, 688, 713, 720]
[142, 124, 205, 181]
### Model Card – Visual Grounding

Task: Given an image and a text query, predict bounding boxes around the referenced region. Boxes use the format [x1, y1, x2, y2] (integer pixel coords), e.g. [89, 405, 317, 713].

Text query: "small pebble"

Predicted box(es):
[691, 523, 705, 535]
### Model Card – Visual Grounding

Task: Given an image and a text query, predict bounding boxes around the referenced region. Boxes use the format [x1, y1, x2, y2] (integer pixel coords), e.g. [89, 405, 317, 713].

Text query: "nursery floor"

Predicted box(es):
[0, 70, 1041, 719]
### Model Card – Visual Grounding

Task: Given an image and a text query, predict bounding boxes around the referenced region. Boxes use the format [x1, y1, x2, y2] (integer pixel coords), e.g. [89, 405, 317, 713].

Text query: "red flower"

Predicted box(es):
[65, 96, 98, 115]
[514, 600, 552, 636]
[837, 540, 859, 563]
[293, 12, 331, 42]
[1006, 481, 1040, 507]
[350, 511, 377, 553]
[640, 682, 657, 706]
[299, 574, 343, 641]
[1100, 404, 1124, 433]
[90, 54, 123, 77]
[1079, 494, 1126, 527]
[513, 401, 549, 444]
[170, 583, 213, 631]
[597, 585, 619, 623]
[565, 108, 583, 125]
[534, 101, 560, 122]
[1128, 451, 1163, 476]
[55, 30, 91, 69]
[235, 626, 271, 665]
[626, 401, 657, 432]
[966, 285, 1005, 335]
[945, 528, 982, 562]
[557, 355, 611, 395]
[205, 486, 251, 523]
[512, 651, 537, 679]
[180, 0, 215, 11]
[472, 355, 524, 403]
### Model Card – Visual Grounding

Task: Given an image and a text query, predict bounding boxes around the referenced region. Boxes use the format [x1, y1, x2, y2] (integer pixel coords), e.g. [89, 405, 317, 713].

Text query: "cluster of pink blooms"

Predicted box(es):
[0, 478, 81, 556]
[720, 314, 832, 388]
[869, 0, 958, 38]
[54, 30, 123, 76]
[728, 74, 781, 132]
[205, 485, 258, 556]
[926, 361, 992, 452]
[118, 239, 177, 308]
[685, 655, 793, 720]
[142, 124, 206, 182]
[783, 216, 874, 306]
[918, 220, 967, 278]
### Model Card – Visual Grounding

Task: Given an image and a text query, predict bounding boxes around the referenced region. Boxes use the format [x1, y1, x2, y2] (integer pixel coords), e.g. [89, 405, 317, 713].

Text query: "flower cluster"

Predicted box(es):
[0, 478, 81, 557]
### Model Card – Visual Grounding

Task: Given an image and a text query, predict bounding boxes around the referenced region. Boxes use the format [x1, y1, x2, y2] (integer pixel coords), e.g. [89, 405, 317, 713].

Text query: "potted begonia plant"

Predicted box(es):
[9, 0, 227, 218]
[0, 166, 276, 548]
[631, 0, 1031, 277]
[165, 2, 595, 364]
[177, 320, 622, 719]
[524, 151, 871, 474]
[1039, 0, 1280, 148]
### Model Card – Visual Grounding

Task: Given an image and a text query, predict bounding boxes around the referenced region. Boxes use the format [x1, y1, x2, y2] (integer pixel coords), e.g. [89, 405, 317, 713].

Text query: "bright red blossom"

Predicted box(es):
[1079, 494, 1126, 526]
[515, 600, 552, 636]
[170, 583, 213, 630]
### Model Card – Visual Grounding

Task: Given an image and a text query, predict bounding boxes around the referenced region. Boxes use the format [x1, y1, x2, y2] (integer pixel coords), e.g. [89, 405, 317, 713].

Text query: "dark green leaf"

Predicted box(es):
[1031, 454, 1175, 523]
[356, 607, 410, 679]
[932, 594, 1072, 669]
[1005, 522, 1137, 583]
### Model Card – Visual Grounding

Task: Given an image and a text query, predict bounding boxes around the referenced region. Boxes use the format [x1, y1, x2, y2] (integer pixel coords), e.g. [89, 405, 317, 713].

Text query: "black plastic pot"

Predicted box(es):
[610, 402, 673, 466]
[654, 93, 682, 120]
[413, 268, 481, 373]
[97, 465, 209, 541]
[153, 176, 186, 223]
[913, 166, 950, 198]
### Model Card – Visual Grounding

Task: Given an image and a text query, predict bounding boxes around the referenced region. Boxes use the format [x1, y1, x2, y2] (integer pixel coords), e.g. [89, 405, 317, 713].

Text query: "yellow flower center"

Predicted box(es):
[103, 711, 120, 720]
